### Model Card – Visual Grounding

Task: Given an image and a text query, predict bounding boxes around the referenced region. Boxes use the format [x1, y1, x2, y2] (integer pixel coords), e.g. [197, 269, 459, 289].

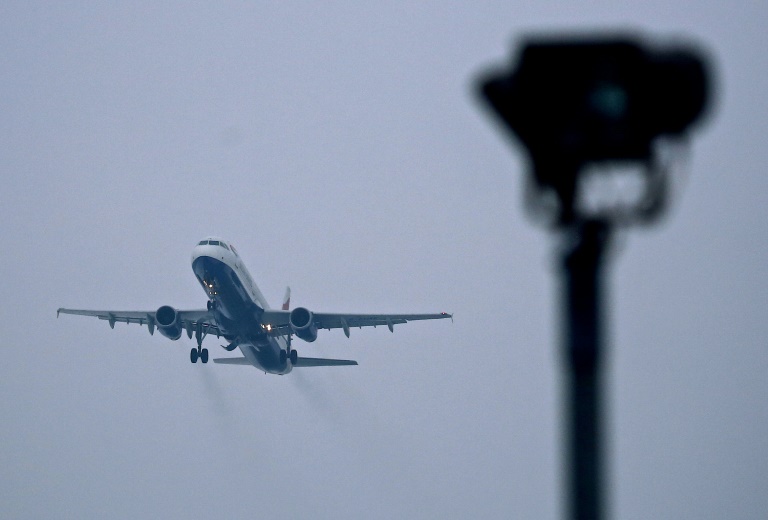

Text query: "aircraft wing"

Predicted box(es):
[260, 310, 452, 338]
[56, 308, 226, 338]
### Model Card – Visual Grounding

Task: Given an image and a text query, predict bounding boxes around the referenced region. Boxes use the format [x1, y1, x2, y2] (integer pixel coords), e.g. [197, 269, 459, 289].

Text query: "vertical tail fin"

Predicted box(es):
[281, 286, 291, 310]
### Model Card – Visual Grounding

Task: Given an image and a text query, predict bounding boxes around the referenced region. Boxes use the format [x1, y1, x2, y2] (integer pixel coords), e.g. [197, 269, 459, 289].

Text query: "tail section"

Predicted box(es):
[212, 356, 357, 367]
[282, 286, 291, 310]
[293, 357, 358, 367]
[212, 357, 251, 365]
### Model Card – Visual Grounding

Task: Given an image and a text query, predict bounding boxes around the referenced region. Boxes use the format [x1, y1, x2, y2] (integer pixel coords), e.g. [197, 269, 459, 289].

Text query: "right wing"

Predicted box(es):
[260, 309, 452, 338]
[56, 308, 226, 338]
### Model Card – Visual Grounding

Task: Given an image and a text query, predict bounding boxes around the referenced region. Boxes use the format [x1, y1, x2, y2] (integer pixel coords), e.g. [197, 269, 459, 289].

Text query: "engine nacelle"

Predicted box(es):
[155, 305, 183, 340]
[290, 307, 318, 342]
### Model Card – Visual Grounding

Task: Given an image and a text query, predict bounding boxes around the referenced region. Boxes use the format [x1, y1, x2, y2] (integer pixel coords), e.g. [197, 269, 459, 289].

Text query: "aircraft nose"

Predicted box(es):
[192, 254, 215, 277]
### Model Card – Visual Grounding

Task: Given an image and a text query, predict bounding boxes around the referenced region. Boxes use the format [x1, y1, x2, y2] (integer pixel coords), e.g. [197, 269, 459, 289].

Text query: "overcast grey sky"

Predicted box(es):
[2, 2, 766, 519]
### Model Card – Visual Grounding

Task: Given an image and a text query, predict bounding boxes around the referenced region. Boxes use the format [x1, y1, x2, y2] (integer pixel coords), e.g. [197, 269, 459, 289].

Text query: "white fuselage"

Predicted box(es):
[191, 237, 291, 374]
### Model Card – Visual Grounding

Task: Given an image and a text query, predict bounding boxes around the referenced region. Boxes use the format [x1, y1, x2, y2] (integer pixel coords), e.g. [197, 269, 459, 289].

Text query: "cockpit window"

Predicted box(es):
[230, 245, 239, 256]
[198, 239, 231, 251]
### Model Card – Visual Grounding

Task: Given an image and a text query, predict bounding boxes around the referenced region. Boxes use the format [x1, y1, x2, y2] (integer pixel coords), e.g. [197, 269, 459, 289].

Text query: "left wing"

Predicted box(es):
[56, 308, 225, 338]
[260, 310, 452, 338]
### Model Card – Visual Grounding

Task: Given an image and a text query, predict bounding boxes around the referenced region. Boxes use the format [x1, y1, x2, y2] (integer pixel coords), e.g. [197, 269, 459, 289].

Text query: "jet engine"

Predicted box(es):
[155, 305, 183, 340]
[289, 307, 318, 342]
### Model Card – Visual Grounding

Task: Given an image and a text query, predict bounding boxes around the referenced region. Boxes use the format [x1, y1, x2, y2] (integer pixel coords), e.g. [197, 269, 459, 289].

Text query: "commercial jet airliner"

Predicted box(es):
[58, 237, 452, 375]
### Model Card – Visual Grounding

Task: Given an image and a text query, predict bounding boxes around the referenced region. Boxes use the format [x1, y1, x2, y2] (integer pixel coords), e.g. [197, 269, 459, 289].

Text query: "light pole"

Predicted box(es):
[476, 35, 711, 520]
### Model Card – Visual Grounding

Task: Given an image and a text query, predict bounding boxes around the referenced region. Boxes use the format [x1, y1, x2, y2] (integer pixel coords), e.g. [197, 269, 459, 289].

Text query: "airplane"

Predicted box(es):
[57, 237, 452, 375]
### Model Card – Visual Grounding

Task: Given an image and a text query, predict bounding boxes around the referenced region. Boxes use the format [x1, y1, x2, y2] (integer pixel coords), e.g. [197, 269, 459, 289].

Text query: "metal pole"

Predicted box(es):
[561, 219, 611, 520]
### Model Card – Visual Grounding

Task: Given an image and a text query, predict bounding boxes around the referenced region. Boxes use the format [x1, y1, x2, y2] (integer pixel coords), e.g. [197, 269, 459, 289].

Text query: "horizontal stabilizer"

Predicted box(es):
[212, 357, 252, 365]
[294, 357, 358, 367]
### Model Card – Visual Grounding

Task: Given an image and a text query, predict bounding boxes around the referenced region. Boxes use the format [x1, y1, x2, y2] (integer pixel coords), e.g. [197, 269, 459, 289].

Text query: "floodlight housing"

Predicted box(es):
[479, 35, 710, 224]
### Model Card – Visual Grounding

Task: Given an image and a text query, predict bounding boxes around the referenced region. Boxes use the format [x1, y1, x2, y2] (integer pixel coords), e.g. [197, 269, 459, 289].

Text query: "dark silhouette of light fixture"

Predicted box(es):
[476, 34, 712, 520]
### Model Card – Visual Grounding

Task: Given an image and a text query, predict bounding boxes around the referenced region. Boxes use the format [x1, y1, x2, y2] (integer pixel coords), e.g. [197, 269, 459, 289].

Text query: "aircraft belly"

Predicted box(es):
[192, 256, 255, 321]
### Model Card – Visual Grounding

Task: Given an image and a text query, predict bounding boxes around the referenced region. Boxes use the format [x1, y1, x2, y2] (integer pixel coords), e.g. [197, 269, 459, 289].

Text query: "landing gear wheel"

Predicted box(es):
[190, 348, 199, 363]
[201, 348, 209, 364]
[290, 349, 298, 364]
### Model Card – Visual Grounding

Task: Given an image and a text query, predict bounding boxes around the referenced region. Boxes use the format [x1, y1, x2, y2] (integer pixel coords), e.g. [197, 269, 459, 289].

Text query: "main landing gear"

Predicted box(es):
[190, 346, 209, 363]
[279, 333, 298, 364]
[190, 321, 209, 363]
[279, 348, 298, 365]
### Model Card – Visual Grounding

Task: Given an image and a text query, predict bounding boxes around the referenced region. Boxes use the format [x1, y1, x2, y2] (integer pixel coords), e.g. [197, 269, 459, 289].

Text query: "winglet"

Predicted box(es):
[56, 308, 61, 318]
